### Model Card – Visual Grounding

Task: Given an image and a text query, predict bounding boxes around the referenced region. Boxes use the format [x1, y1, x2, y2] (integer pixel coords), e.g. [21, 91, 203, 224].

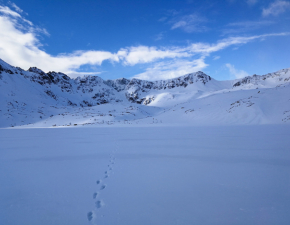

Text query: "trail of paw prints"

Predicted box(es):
[87, 144, 118, 223]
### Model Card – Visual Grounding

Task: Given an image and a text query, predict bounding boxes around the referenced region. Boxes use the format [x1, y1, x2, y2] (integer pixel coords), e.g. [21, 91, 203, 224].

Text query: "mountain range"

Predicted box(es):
[0, 58, 289, 128]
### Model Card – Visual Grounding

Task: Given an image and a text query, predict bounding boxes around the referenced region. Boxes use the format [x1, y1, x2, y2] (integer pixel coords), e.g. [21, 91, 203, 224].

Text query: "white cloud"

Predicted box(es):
[262, 0, 290, 17]
[133, 57, 208, 81]
[0, 5, 289, 80]
[0, 14, 118, 75]
[171, 14, 207, 33]
[226, 63, 249, 79]
[213, 56, 220, 60]
[120, 46, 191, 66]
[0, 5, 21, 18]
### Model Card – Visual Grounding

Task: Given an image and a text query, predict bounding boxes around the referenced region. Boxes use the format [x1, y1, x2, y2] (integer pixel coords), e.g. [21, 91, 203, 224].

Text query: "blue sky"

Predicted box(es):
[0, 0, 289, 80]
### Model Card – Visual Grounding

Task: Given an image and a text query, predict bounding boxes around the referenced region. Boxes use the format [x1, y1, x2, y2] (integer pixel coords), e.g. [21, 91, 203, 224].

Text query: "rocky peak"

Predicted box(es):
[124, 71, 213, 104]
[154, 71, 212, 89]
[233, 68, 290, 87]
[28, 67, 46, 76]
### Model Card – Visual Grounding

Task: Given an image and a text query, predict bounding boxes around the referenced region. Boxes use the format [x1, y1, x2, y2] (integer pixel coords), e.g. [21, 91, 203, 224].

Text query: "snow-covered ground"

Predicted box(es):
[1, 125, 290, 225]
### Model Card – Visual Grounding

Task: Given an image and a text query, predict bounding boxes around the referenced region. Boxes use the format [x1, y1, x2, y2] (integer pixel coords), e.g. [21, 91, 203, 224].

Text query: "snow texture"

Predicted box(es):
[0, 126, 290, 225]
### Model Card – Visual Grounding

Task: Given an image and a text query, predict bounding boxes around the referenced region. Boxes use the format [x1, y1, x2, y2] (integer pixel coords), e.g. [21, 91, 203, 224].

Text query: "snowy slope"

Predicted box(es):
[0, 58, 290, 127]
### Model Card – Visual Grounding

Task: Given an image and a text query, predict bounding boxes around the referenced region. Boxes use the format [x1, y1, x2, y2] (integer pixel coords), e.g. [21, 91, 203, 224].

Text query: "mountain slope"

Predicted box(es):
[0, 58, 289, 127]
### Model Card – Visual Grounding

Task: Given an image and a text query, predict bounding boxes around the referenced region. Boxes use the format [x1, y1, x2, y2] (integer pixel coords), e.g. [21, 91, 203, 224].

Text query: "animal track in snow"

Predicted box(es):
[87, 212, 93, 221]
[96, 180, 101, 184]
[95, 200, 104, 208]
[93, 192, 98, 199]
[87, 143, 118, 222]
[108, 165, 113, 170]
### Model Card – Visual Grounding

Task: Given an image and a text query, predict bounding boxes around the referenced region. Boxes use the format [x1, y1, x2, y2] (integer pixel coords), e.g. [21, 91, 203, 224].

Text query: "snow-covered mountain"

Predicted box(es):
[0, 58, 289, 128]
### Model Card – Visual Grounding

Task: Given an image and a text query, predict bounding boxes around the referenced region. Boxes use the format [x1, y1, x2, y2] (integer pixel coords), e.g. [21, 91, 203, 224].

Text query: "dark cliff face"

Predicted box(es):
[26, 68, 74, 93]
[0, 62, 15, 75]
[28, 67, 46, 76]
[233, 75, 261, 87]
[104, 78, 130, 92]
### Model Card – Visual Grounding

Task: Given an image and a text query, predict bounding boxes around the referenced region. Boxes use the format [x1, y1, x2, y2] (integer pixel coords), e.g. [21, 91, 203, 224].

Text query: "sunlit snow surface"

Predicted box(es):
[1, 125, 290, 225]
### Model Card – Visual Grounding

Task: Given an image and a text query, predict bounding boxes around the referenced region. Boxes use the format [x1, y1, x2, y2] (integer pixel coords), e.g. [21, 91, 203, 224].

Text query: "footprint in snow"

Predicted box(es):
[95, 200, 104, 208]
[93, 192, 98, 199]
[87, 148, 117, 221]
[87, 211, 93, 221]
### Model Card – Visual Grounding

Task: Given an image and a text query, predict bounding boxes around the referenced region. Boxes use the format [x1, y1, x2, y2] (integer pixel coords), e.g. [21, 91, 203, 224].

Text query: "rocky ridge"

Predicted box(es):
[1, 58, 290, 127]
[0, 59, 216, 106]
[1, 58, 290, 108]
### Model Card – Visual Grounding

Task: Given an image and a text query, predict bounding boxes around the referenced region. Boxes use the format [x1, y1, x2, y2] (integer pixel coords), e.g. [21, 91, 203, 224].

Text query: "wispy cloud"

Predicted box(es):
[0, 5, 289, 80]
[0, 5, 46, 32]
[246, 0, 258, 6]
[158, 17, 167, 22]
[262, 0, 290, 17]
[226, 63, 249, 79]
[133, 57, 208, 80]
[8, 1, 23, 13]
[170, 13, 208, 33]
[222, 20, 274, 35]
[132, 33, 289, 80]
[188, 33, 289, 54]
[154, 32, 165, 41]
[213, 56, 220, 60]
[0, 5, 23, 19]
[229, 0, 258, 5]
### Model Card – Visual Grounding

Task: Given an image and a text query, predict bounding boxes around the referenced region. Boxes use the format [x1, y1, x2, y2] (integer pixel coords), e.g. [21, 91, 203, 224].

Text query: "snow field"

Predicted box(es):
[1, 125, 290, 225]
